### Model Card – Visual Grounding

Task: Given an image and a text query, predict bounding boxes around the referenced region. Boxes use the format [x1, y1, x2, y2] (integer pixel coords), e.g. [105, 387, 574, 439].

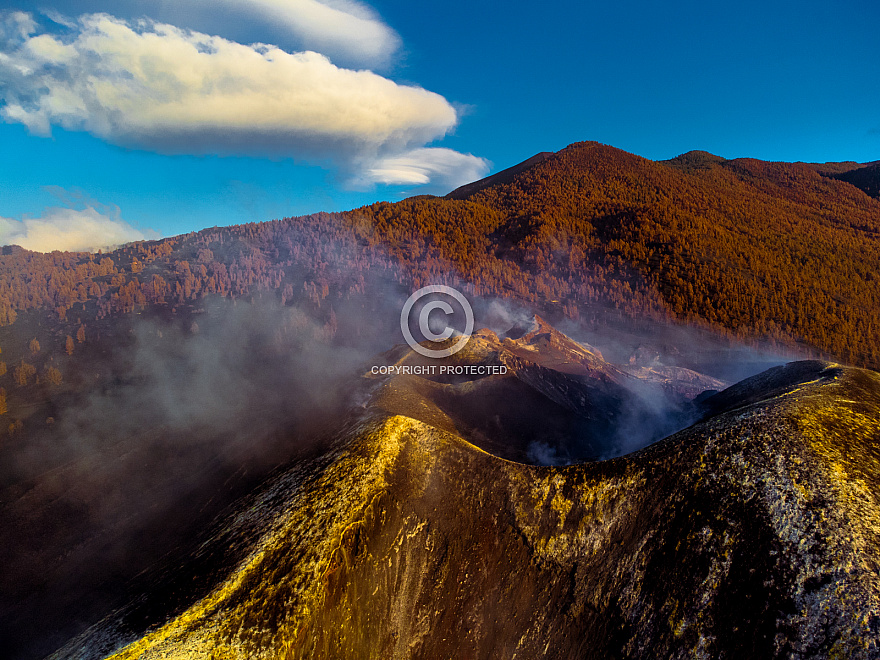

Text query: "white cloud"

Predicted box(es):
[0, 12, 457, 158]
[0, 206, 146, 252]
[16, 0, 400, 68]
[0, 10, 491, 191]
[0, 10, 36, 40]
[362, 148, 491, 189]
[223, 0, 401, 67]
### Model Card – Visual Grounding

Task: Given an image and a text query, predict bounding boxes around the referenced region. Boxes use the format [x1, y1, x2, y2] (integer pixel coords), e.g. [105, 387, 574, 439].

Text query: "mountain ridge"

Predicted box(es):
[1, 140, 877, 370]
[50, 355, 880, 659]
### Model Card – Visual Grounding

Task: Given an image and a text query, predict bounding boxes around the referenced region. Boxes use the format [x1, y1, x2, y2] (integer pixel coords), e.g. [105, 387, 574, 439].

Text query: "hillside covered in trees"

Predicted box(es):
[0, 141, 878, 394]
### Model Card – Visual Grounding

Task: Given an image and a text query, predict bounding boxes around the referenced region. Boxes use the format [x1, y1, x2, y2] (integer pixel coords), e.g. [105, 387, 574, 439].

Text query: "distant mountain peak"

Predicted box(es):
[445, 151, 555, 199]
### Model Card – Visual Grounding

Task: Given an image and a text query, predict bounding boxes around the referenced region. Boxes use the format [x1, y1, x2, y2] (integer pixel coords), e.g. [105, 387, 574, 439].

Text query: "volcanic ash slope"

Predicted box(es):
[56, 361, 880, 659]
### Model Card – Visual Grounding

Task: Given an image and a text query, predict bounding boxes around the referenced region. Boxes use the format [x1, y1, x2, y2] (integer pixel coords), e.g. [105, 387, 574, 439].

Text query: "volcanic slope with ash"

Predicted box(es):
[51, 351, 880, 658]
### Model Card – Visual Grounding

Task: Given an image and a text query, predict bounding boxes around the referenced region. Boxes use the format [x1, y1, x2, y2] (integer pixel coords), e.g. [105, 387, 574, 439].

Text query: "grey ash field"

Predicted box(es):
[51, 319, 880, 660]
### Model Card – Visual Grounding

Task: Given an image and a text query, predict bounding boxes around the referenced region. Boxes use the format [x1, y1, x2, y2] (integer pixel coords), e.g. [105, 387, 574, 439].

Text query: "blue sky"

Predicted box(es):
[0, 0, 878, 251]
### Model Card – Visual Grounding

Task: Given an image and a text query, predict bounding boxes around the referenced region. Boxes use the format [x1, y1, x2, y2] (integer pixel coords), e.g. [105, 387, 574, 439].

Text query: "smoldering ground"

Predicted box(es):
[0, 295, 399, 660]
[558, 309, 804, 459]
[475, 298, 795, 464]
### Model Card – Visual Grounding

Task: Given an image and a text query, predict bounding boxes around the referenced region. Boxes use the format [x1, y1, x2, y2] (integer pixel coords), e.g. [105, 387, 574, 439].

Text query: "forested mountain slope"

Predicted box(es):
[1, 141, 877, 406]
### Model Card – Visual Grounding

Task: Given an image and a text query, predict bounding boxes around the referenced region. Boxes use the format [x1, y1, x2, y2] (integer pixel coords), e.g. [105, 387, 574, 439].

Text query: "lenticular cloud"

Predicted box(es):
[0, 8, 490, 190]
[0, 12, 456, 156]
[362, 148, 491, 190]
[225, 0, 402, 67]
